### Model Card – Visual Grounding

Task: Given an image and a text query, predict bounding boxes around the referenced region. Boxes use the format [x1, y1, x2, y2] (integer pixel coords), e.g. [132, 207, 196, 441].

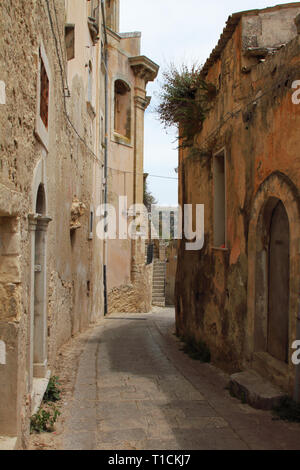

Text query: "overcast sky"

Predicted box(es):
[120, 0, 293, 205]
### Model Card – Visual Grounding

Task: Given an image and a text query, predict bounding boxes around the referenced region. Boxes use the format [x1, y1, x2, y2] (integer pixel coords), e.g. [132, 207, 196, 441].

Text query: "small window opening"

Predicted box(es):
[89, 208, 94, 239]
[87, 61, 93, 104]
[40, 57, 49, 129]
[65, 25, 75, 61]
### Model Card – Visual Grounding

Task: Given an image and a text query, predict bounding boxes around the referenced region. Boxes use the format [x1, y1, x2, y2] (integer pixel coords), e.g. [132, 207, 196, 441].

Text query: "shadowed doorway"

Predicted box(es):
[267, 200, 290, 363]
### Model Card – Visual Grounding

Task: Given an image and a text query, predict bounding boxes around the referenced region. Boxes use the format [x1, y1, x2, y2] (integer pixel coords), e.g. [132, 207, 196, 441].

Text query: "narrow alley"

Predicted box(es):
[33, 308, 299, 451]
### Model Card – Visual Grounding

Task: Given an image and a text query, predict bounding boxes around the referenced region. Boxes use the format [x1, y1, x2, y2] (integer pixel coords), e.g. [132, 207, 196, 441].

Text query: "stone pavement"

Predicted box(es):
[61, 308, 300, 450]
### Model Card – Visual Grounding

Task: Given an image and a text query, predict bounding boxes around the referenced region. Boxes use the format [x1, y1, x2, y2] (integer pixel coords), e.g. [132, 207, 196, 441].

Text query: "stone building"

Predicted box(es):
[105, 3, 159, 313]
[0, 0, 155, 449]
[176, 4, 300, 400]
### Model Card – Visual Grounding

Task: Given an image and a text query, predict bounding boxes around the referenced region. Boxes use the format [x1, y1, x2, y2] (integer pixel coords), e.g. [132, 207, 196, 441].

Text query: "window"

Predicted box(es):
[65, 24, 75, 61]
[87, 0, 97, 18]
[213, 151, 226, 247]
[40, 57, 49, 129]
[89, 207, 94, 239]
[87, 61, 93, 105]
[114, 80, 131, 139]
[106, 0, 118, 31]
[35, 42, 51, 150]
[87, 0, 99, 42]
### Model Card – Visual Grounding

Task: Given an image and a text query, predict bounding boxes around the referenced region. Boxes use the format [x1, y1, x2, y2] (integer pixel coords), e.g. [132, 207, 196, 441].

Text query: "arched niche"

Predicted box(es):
[246, 172, 300, 390]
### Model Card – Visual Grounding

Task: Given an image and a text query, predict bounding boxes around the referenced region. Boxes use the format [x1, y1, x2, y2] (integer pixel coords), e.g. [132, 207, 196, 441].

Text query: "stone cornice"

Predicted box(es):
[129, 56, 159, 84]
[134, 95, 151, 111]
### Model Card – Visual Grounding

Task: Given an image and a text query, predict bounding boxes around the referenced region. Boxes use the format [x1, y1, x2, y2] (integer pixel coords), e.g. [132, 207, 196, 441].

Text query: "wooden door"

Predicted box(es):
[267, 201, 290, 363]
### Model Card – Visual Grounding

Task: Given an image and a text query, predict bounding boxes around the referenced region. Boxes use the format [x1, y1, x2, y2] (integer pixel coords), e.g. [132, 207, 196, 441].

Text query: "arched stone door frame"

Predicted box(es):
[28, 158, 51, 384]
[246, 172, 300, 392]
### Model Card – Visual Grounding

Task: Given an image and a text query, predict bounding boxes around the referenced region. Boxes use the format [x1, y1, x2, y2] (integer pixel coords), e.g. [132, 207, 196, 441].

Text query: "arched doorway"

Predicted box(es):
[33, 184, 47, 377]
[247, 172, 300, 393]
[29, 168, 51, 381]
[267, 200, 290, 363]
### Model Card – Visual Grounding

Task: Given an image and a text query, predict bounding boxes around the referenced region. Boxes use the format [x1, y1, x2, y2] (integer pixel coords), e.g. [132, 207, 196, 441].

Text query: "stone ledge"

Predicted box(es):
[0, 436, 18, 450]
[31, 369, 51, 415]
[229, 369, 286, 410]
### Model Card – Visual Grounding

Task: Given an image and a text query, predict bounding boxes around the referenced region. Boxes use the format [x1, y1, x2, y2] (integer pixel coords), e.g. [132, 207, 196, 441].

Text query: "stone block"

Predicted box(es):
[0, 230, 20, 255]
[0, 255, 21, 283]
[0, 282, 22, 320]
[229, 369, 286, 410]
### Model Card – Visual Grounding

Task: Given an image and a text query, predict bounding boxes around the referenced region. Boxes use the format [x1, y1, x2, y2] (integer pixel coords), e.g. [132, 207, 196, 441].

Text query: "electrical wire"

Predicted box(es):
[193, 67, 295, 153]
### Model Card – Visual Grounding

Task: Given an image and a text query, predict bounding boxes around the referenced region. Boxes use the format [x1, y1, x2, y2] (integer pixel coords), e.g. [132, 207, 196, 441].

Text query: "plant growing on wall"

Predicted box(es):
[156, 63, 216, 148]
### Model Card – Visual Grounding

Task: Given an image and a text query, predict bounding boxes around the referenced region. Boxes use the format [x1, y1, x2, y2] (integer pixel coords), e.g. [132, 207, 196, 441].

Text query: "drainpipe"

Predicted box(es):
[101, 0, 108, 316]
[294, 292, 300, 403]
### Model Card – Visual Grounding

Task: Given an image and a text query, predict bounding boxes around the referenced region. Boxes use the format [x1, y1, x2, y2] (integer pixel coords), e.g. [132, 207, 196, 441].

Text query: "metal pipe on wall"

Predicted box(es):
[101, 0, 108, 316]
[294, 292, 300, 402]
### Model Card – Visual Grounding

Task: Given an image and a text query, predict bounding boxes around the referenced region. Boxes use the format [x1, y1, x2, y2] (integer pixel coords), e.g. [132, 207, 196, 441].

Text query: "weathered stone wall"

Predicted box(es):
[0, 0, 104, 446]
[176, 7, 300, 395]
[108, 262, 153, 313]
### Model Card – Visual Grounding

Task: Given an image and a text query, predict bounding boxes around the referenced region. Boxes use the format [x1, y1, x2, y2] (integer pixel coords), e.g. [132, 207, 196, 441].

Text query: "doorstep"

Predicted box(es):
[31, 370, 51, 415]
[0, 436, 18, 450]
[229, 369, 286, 410]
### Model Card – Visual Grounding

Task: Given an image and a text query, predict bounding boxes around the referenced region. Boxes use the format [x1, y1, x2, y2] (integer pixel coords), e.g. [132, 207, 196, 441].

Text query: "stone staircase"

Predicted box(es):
[152, 259, 166, 307]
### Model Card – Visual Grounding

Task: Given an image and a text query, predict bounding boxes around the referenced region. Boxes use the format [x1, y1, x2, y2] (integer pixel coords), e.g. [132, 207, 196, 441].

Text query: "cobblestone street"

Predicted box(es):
[53, 308, 300, 450]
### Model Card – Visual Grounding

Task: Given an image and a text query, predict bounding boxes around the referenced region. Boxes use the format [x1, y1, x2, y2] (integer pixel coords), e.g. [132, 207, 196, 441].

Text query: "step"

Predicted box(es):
[229, 369, 286, 410]
[0, 436, 18, 450]
[252, 351, 289, 392]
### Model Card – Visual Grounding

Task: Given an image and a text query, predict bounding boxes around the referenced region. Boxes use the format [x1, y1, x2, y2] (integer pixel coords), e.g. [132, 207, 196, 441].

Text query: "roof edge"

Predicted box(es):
[201, 2, 300, 77]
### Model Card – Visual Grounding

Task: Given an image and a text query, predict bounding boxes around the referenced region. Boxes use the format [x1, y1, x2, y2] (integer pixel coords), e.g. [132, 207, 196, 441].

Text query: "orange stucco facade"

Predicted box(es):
[176, 4, 300, 396]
